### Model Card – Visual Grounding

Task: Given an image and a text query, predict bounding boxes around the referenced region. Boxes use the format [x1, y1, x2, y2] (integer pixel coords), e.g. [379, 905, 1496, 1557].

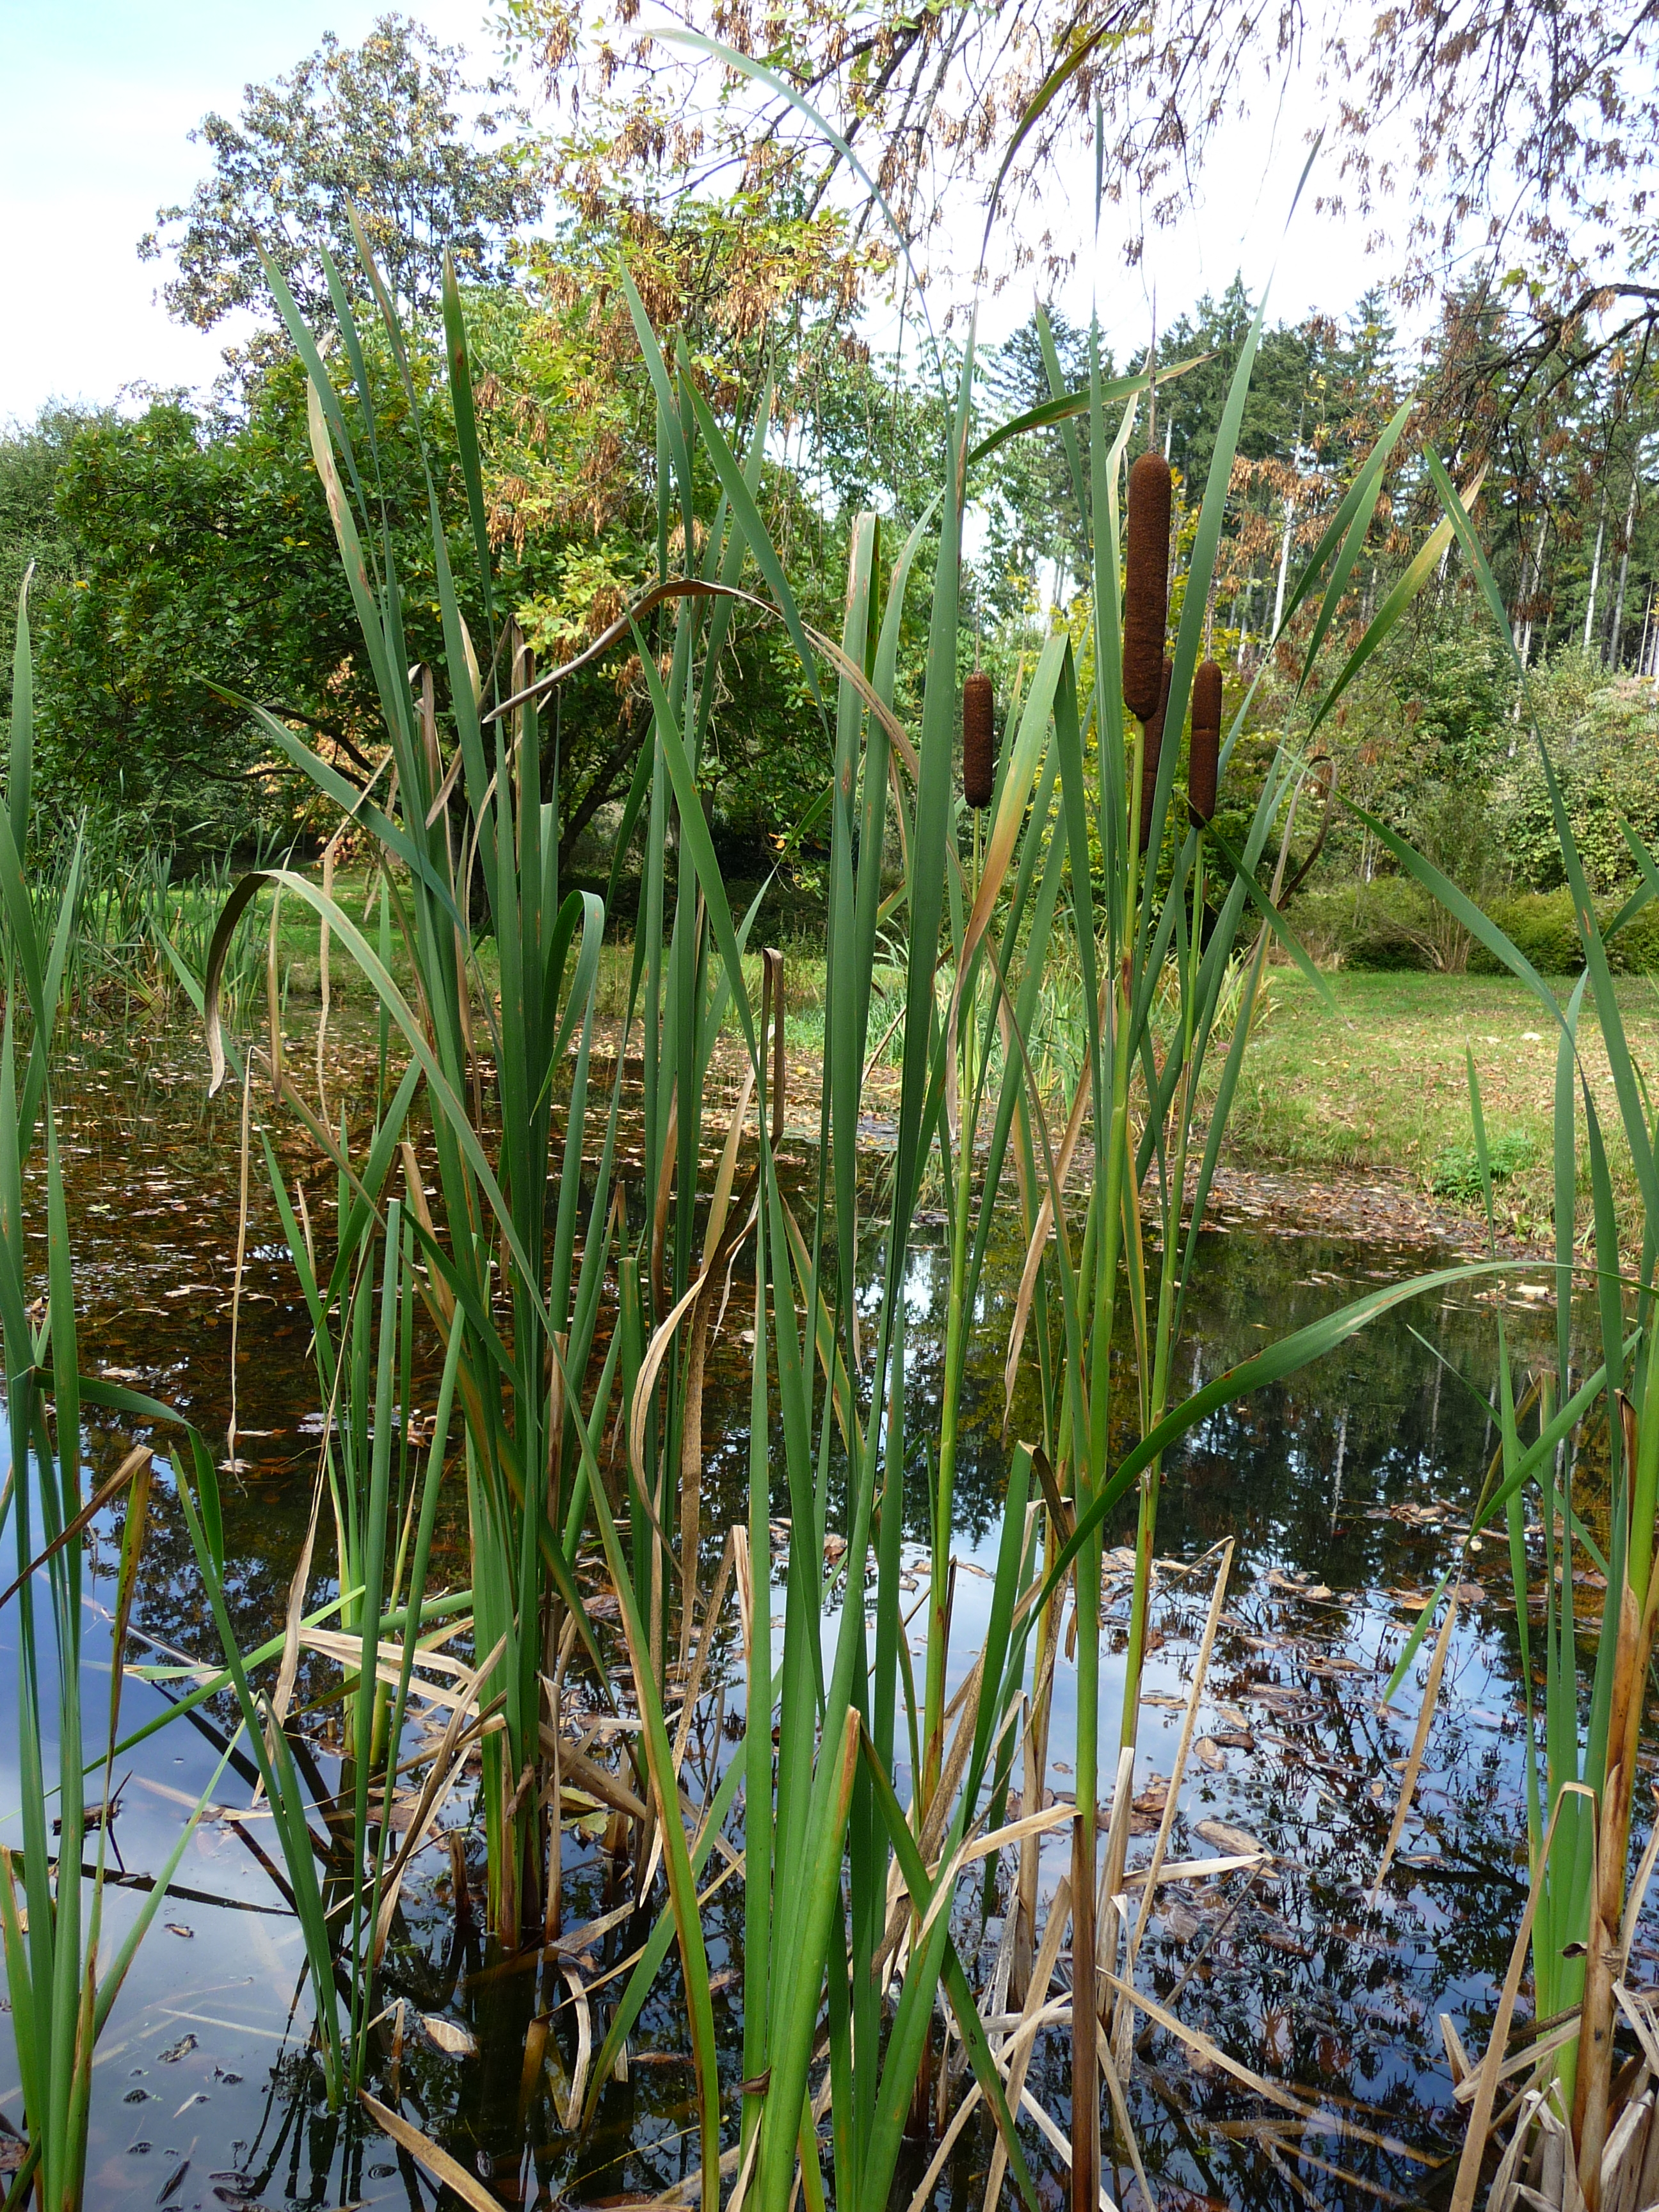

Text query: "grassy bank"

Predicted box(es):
[1218, 967, 1659, 1242]
[156, 886, 1655, 1249]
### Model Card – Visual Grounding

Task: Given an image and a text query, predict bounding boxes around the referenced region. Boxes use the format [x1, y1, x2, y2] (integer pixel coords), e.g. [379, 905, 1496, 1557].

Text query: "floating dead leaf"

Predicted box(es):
[157, 2033, 197, 2063]
[156, 2156, 191, 2203]
[1265, 1569, 1333, 1602]
[1195, 1738, 1226, 1772]
[1258, 1922, 1312, 1958]
[1130, 1775, 1171, 1832]
[1194, 1819, 1267, 1860]
[419, 2014, 478, 2058]
[1162, 1902, 1202, 1943]
[164, 1923, 194, 1939]
[1211, 1729, 1255, 1751]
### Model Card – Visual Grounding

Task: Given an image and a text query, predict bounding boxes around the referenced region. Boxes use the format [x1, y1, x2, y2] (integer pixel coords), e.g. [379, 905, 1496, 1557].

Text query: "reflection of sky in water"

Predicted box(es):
[0, 1029, 1633, 2204]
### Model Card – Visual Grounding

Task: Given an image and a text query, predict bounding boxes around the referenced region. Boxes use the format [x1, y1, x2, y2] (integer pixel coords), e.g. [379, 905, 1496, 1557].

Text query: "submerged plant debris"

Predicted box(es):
[3, 1020, 1644, 2211]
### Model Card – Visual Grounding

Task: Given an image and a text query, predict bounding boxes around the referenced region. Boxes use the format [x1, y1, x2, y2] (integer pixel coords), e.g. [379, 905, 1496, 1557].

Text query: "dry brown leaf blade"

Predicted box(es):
[359, 2089, 502, 2209]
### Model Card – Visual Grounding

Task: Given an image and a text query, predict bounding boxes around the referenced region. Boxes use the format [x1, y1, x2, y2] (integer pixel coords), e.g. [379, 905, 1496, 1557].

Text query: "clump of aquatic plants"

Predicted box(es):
[1, 88, 1503, 2212]
[0, 582, 248, 2211]
[1363, 472, 1659, 2212]
[164, 166, 1478, 2203]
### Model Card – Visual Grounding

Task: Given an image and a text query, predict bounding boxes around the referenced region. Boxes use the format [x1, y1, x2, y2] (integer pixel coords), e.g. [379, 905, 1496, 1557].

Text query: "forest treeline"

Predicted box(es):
[6, 13, 1659, 945]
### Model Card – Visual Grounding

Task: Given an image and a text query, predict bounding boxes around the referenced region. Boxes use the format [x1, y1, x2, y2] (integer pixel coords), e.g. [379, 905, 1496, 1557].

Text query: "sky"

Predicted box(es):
[0, 0, 1394, 427]
[1, 0, 488, 421]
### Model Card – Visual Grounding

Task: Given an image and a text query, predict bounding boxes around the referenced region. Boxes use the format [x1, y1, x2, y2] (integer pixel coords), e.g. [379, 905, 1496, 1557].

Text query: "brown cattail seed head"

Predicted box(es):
[1189, 657, 1222, 826]
[1138, 657, 1174, 853]
[963, 669, 995, 808]
[1123, 449, 1173, 723]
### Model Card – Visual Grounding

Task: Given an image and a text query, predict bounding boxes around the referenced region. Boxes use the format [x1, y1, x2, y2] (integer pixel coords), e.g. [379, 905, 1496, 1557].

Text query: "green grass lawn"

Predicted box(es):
[1220, 968, 1659, 1241]
[109, 864, 1655, 1247]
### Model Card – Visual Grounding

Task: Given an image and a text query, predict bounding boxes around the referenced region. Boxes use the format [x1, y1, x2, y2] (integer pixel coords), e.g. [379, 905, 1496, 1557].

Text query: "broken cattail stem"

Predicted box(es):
[1189, 657, 1222, 826]
[1138, 656, 1173, 854]
[963, 669, 995, 808]
[1123, 449, 1173, 721]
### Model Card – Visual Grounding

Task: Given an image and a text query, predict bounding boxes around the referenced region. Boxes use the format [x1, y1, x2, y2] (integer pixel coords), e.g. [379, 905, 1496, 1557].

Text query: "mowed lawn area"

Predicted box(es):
[1219, 969, 1659, 1242]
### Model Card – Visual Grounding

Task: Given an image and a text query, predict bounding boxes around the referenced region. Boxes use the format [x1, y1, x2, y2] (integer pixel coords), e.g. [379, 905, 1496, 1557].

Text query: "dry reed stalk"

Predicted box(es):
[1071, 1810, 1102, 2212]
[1371, 1590, 1460, 1900]
[984, 1877, 1075, 2212]
[1114, 1540, 1235, 2065]
[1451, 1786, 1596, 2212]
[1095, 1744, 1136, 2019]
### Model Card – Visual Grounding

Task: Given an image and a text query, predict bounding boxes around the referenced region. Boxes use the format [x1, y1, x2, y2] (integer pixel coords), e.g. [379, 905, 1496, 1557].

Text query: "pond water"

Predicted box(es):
[0, 1021, 1630, 2212]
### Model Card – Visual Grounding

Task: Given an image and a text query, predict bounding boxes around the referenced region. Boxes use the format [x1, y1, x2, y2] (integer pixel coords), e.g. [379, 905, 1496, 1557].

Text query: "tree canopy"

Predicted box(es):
[140, 13, 544, 338]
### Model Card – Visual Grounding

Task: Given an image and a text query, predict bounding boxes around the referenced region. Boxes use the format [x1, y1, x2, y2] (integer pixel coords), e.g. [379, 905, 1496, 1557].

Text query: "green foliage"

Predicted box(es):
[0, 405, 103, 722]
[1306, 602, 1512, 866]
[465, 270, 862, 865]
[1151, 276, 1321, 487]
[1488, 648, 1659, 892]
[1470, 888, 1588, 974]
[1431, 1126, 1537, 1203]
[1288, 876, 1452, 969]
[33, 342, 466, 847]
[138, 14, 541, 338]
[1289, 880, 1659, 974]
[977, 310, 1093, 611]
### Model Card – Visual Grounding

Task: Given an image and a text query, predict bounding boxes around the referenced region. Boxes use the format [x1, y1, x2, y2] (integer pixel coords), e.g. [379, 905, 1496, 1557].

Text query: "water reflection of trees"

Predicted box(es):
[54, 1054, 1641, 2211]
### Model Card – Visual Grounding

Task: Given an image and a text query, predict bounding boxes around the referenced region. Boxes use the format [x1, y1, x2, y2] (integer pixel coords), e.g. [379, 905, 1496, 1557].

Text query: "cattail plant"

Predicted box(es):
[1374, 458, 1659, 2212]
[963, 667, 995, 807]
[147, 164, 1463, 2212]
[1123, 447, 1173, 721]
[1189, 656, 1222, 824]
[0, 582, 239, 2208]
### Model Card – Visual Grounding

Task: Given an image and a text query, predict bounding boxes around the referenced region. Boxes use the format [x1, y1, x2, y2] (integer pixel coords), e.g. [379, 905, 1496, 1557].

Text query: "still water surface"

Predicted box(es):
[0, 1025, 1624, 2211]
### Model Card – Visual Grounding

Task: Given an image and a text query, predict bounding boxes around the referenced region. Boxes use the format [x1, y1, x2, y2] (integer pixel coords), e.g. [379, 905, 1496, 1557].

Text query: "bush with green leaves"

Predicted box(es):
[1488, 646, 1659, 891]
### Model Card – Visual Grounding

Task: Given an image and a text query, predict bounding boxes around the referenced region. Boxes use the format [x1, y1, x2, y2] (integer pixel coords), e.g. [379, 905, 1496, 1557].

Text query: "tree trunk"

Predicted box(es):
[1583, 501, 1606, 652]
[1272, 496, 1296, 639]
[1608, 477, 1639, 669]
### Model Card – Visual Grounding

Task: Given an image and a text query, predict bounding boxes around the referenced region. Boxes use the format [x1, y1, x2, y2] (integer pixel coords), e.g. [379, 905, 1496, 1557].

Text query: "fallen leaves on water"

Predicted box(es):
[1265, 1569, 1334, 1603]
[1194, 1818, 1267, 1859]
[419, 2014, 478, 2059]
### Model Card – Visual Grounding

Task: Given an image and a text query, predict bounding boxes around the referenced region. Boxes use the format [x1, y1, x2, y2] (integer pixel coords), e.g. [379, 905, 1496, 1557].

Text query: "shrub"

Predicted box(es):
[1431, 1128, 1538, 1204]
[1470, 889, 1585, 975]
[1288, 878, 1464, 970]
[1288, 879, 1659, 974]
